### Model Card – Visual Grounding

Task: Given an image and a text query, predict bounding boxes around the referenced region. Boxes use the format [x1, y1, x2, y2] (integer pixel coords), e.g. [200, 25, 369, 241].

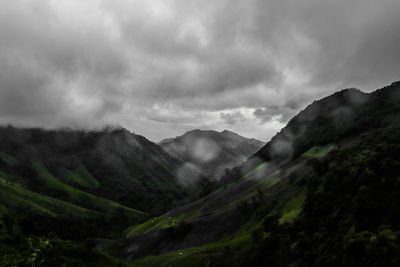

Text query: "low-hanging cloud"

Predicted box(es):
[0, 0, 399, 142]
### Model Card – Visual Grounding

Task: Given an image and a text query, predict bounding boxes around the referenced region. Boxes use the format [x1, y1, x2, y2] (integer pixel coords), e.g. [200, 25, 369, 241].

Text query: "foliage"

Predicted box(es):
[214, 126, 400, 266]
[0, 235, 131, 267]
[0, 126, 191, 216]
[138, 126, 400, 266]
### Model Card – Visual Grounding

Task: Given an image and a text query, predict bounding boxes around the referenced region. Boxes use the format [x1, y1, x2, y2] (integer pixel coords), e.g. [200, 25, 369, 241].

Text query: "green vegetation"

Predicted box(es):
[278, 188, 306, 224]
[0, 177, 99, 219]
[260, 177, 279, 189]
[254, 83, 400, 164]
[0, 175, 145, 239]
[0, 126, 193, 216]
[125, 215, 189, 238]
[177, 209, 200, 221]
[241, 162, 267, 180]
[131, 126, 400, 266]
[132, 234, 251, 266]
[33, 162, 145, 217]
[302, 144, 335, 157]
[0, 84, 399, 266]
[0, 236, 132, 267]
[125, 216, 170, 237]
[60, 166, 100, 189]
[0, 151, 18, 166]
[178, 127, 400, 266]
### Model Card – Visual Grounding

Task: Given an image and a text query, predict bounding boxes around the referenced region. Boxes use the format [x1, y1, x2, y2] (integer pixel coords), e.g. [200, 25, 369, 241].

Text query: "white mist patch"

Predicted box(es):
[270, 138, 294, 163]
[190, 138, 220, 163]
[176, 162, 202, 185]
[345, 89, 369, 105]
[239, 156, 279, 181]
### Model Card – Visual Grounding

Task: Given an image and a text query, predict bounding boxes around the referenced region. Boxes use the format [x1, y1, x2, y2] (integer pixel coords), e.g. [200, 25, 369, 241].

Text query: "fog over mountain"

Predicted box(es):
[160, 129, 264, 180]
[1, 0, 400, 141]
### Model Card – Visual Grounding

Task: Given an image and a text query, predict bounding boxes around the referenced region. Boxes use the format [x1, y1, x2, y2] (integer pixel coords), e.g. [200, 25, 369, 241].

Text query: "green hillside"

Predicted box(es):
[129, 126, 400, 267]
[1, 82, 400, 266]
[32, 162, 145, 216]
[114, 82, 400, 266]
[0, 127, 195, 216]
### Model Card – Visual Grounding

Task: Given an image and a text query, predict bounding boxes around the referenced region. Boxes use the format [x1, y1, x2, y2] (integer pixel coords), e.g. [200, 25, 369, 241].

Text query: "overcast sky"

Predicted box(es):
[0, 0, 399, 142]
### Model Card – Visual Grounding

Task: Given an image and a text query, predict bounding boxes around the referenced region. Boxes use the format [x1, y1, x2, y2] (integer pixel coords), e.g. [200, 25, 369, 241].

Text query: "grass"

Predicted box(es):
[125, 216, 169, 237]
[125, 209, 201, 238]
[125, 215, 184, 238]
[177, 209, 200, 221]
[260, 177, 280, 189]
[132, 234, 251, 266]
[60, 166, 100, 189]
[0, 177, 103, 219]
[278, 188, 307, 224]
[33, 162, 146, 217]
[0, 151, 18, 166]
[209, 162, 272, 197]
[302, 144, 335, 157]
[241, 162, 268, 180]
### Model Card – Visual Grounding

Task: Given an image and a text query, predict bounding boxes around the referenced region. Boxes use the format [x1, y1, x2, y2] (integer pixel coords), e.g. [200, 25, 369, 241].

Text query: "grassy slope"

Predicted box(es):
[125, 209, 201, 238]
[59, 166, 100, 189]
[302, 144, 335, 157]
[33, 162, 146, 217]
[278, 188, 307, 224]
[0, 151, 18, 166]
[121, 163, 305, 261]
[119, 141, 317, 264]
[0, 127, 194, 216]
[0, 177, 103, 219]
[132, 234, 251, 267]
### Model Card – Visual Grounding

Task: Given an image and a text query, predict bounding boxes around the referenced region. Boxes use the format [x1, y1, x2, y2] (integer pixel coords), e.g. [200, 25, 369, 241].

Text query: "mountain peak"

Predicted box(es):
[159, 129, 264, 180]
[221, 129, 236, 135]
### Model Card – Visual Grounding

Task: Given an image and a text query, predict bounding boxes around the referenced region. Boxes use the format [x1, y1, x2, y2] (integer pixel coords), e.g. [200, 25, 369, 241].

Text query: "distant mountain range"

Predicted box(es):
[159, 129, 264, 180]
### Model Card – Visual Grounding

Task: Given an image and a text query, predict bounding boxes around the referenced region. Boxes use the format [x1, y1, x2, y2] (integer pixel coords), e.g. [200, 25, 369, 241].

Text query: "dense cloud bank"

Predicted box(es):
[0, 0, 399, 141]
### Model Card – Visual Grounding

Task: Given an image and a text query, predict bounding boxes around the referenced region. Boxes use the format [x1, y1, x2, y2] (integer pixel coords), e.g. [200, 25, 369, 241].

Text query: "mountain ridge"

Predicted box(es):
[111, 81, 400, 266]
[159, 129, 264, 181]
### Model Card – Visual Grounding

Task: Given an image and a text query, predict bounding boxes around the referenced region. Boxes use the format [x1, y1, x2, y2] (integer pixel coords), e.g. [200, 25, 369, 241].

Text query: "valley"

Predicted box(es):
[1, 81, 400, 266]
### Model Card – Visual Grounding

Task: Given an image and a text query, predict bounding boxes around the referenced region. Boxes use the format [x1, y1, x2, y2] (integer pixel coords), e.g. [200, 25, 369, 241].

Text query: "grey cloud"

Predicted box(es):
[220, 111, 246, 125]
[253, 105, 297, 124]
[0, 0, 399, 141]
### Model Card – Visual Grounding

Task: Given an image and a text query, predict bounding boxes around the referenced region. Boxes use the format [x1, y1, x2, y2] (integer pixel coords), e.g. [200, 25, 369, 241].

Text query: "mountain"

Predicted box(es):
[1, 81, 400, 266]
[159, 129, 264, 181]
[0, 126, 206, 266]
[0, 126, 202, 217]
[0, 125, 209, 253]
[220, 81, 400, 184]
[110, 81, 400, 266]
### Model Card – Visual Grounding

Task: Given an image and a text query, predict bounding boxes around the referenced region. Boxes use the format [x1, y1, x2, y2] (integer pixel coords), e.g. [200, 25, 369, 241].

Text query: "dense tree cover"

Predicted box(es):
[223, 83, 400, 189]
[0, 208, 134, 266]
[0, 126, 192, 215]
[255, 82, 400, 164]
[0, 234, 131, 266]
[200, 126, 400, 266]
